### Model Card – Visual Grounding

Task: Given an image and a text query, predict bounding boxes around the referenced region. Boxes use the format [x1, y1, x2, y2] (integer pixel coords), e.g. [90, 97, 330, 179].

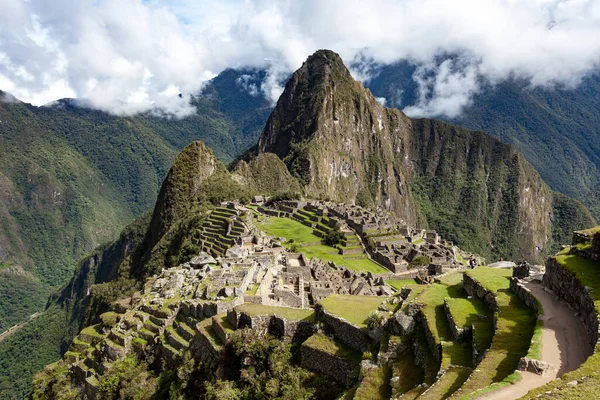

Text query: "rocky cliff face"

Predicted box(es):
[254, 50, 592, 262]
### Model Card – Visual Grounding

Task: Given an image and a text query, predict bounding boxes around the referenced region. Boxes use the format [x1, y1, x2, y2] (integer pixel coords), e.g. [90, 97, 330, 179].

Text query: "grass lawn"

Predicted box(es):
[451, 267, 537, 398]
[303, 332, 360, 361]
[320, 295, 385, 328]
[257, 216, 388, 273]
[235, 303, 314, 321]
[386, 279, 417, 291]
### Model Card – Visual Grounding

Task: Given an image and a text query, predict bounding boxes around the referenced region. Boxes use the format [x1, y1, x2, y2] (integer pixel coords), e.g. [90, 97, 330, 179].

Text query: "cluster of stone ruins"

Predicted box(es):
[62, 198, 483, 398]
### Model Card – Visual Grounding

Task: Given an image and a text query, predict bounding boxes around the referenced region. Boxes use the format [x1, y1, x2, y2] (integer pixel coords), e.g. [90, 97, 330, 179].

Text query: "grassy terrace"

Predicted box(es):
[522, 250, 600, 399]
[256, 216, 388, 273]
[320, 295, 385, 328]
[303, 332, 360, 361]
[391, 349, 425, 397]
[450, 267, 537, 399]
[354, 365, 392, 400]
[414, 274, 476, 370]
[445, 297, 493, 352]
[420, 366, 472, 400]
[386, 279, 418, 291]
[235, 303, 314, 321]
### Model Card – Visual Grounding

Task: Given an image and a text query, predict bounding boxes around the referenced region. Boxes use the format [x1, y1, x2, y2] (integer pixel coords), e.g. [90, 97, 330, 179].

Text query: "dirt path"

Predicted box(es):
[478, 281, 589, 400]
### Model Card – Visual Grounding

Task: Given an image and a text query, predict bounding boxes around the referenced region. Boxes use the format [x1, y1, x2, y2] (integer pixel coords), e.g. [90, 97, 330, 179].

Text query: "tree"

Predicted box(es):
[323, 226, 343, 247]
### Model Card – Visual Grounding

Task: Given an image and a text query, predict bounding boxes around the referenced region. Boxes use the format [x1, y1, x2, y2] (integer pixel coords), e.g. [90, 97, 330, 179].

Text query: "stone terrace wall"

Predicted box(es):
[300, 342, 356, 386]
[463, 273, 498, 312]
[417, 308, 442, 364]
[444, 298, 470, 341]
[315, 304, 371, 352]
[543, 257, 598, 353]
[228, 309, 315, 342]
[509, 278, 540, 313]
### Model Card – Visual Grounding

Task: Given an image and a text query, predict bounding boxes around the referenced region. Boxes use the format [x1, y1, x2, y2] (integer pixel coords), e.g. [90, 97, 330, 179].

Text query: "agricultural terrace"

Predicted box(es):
[450, 267, 537, 399]
[523, 248, 600, 398]
[320, 295, 387, 328]
[256, 216, 388, 273]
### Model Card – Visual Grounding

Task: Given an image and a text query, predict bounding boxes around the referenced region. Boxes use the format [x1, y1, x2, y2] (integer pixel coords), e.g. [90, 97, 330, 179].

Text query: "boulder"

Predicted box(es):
[393, 312, 415, 336]
[513, 262, 531, 279]
[400, 287, 412, 300]
[518, 357, 553, 375]
[190, 252, 217, 268]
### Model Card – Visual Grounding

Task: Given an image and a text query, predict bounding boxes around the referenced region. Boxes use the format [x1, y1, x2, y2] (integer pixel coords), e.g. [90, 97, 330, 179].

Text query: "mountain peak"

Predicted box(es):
[256, 49, 373, 160]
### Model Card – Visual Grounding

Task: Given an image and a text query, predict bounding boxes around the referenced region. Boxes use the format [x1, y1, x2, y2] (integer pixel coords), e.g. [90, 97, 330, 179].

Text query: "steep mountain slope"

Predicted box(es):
[0, 71, 271, 333]
[365, 63, 600, 219]
[252, 50, 594, 262]
[0, 142, 297, 398]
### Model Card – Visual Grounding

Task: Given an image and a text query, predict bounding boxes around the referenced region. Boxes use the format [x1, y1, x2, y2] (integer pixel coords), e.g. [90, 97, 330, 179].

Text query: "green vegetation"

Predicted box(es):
[414, 277, 479, 371]
[453, 267, 537, 397]
[409, 255, 431, 268]
[354, 365, 391, 400]
[445, 297, 493, 352]
[320, 295, 385, 328]
[204, 330, 346, 400]
[390, 349, 424, 396]
[386, 279, 417, 291]
[420, 366, 472, 400]
[256, 216, 387, 273]
[303, 333, 360, 362]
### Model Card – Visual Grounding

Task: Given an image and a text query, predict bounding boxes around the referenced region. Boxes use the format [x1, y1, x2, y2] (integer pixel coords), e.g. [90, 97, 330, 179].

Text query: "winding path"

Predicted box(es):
[479, 281, 589, 399]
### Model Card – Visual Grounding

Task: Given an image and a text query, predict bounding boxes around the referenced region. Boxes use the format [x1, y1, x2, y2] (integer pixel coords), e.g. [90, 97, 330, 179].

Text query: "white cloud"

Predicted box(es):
[1, 0, 600, 117]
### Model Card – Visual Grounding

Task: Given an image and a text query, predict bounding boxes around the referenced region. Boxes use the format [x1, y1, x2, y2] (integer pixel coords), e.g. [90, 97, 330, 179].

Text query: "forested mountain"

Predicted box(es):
[0, 70, 271, 333]
[365, 63, 600, 219]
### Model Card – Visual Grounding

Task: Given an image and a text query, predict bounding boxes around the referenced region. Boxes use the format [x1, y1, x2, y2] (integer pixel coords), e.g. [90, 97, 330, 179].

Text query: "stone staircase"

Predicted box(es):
[191, 206, 249, 257]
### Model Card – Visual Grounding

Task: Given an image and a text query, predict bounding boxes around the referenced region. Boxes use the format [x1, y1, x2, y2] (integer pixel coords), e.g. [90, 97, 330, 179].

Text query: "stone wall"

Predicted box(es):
[315, 304, 371, 352]
[274, 289, 303, 308]
[300, 342, 356, 386]
[444, 298, 470, 341]
[417, 308, 442, 364]
[509, 278, 540, 313]
[543, 257, 598, 353]
[229, 309, 315, 342]
[463, 273, 498, 312]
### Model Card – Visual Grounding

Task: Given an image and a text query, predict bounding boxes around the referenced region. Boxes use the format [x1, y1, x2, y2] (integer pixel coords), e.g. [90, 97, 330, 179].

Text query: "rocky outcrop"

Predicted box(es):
[518, 357, 552, 375]
[543, 257, 598, 353]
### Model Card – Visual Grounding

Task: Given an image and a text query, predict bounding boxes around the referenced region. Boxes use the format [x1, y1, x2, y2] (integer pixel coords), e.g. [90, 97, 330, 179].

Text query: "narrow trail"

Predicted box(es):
[0, 312, 41, 343]
[479, 281, 589, 400]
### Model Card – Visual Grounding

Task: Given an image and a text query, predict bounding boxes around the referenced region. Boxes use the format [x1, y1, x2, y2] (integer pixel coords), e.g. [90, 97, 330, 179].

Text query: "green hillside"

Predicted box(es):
[0, 70, 270, 333]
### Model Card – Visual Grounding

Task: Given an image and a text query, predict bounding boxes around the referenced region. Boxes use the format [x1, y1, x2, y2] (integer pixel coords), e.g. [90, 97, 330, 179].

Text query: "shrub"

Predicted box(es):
[366, 311, 384, 330]
[409, 255, 431, 268]
[323, 226, 344, 247]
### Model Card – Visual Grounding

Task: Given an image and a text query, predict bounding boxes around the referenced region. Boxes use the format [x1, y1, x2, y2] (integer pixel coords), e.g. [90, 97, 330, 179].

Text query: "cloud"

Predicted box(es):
[1, 0, 600, 117]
